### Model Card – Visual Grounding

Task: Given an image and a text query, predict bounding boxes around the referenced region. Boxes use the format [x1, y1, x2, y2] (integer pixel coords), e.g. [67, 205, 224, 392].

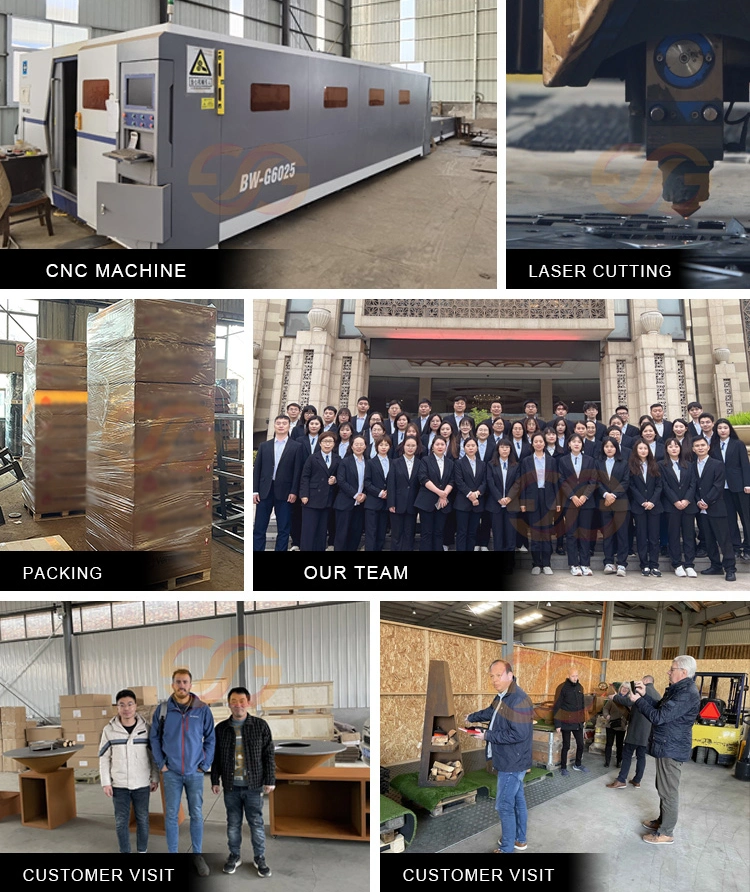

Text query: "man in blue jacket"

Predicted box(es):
[149, 668, 216, 874]
[464, 660, 533, 854]
[612, 654, 700, 846]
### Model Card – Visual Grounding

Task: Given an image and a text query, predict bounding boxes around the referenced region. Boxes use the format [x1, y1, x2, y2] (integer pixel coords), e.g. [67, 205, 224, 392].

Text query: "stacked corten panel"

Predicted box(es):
[22, 339, 87, 517]
[86, 299, 215, 579]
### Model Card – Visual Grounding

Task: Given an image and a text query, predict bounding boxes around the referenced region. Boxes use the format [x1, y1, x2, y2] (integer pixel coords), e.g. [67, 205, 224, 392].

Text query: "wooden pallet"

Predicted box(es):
[264, 706, 333, 715]
[426, 789, 477, 817]
[25, 505, 85, 523]
[147, 568, 211, 591]
[74, 769, 101, 784]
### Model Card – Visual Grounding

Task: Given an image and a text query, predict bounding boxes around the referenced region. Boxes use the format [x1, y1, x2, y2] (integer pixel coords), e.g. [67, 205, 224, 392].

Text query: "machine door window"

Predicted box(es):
[323, 86, 348, 108]
[369, 88, 385, 106]
[251, 83, 290, 112]
[83, 79, 109, 110]
[398, 90, 410, 104]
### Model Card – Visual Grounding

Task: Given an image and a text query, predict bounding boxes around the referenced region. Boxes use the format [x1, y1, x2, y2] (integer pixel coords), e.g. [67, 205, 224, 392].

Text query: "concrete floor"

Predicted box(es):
[5, 139, 496, 289]
[443, 756, 750, 892]
[0, 476, 244, 592]
[507, 77, 750, 227]
[0, 769, 369, 888]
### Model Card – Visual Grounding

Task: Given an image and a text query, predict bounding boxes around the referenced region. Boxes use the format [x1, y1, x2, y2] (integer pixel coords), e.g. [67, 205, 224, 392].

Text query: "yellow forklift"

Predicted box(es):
[691, 672, 749, 766]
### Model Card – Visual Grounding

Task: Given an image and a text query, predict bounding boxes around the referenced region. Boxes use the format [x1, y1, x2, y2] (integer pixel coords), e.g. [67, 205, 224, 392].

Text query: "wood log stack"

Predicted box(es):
[431, 728, 457, 747]
[429, 759, 463, 783]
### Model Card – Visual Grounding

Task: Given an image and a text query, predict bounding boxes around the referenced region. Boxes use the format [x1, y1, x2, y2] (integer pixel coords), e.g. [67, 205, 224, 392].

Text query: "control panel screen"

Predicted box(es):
[126, 75, 154, 109]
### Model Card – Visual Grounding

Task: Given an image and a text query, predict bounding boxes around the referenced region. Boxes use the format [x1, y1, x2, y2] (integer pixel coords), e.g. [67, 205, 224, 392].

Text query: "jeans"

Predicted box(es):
[112, 786, 150, 853]
[495, 770, 528, 853]
[617, 742, 647, 784]
[224, 787, 265, 860]
[162, 770, 205, 853]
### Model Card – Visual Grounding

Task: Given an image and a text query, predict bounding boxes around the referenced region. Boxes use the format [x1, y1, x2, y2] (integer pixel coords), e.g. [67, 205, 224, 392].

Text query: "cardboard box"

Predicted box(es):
[26, 726, 62, 742]
[60, 706, 115, 724]
[129, 687, 158, 706]
[0, 536, 72, 552]
[68, 755, 100, 770]
[65, 731, 102, 746]
[2, 756, 23, 773]
[87, 298, 216, 348]
[63, 720, 109, 735]
[75, 694, 112, 707]
[59, 696, 77, 708]
[1, 737, 27, 750]
[0, 707, 27, 724]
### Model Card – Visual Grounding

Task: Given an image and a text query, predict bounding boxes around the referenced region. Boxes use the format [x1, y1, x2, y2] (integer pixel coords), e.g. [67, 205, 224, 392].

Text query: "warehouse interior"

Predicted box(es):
[379, 600, 750, 888]
[0, 1, 496, 286]
[0, 599, 370, 886]
[0, 297, 244, 591]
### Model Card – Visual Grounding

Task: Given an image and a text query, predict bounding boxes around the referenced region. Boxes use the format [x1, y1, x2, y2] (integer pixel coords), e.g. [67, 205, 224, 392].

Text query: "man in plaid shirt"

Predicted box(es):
[211, 687, 275, 877]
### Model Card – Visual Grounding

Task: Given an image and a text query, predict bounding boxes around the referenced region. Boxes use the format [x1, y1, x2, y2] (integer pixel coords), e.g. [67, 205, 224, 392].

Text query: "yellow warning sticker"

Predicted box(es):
[201, 97, 215, 109]
[187, 46, 215, 94]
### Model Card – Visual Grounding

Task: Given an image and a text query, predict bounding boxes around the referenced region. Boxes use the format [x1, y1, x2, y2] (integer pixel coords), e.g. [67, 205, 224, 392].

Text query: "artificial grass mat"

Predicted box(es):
[380, 794, 417, 844]
[390, 772, 491, 811]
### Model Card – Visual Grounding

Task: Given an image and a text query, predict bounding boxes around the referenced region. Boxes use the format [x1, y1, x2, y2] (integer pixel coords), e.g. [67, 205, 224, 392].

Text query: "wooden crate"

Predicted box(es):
[264, 712, 334, 741]
[262, 682, 333, 713]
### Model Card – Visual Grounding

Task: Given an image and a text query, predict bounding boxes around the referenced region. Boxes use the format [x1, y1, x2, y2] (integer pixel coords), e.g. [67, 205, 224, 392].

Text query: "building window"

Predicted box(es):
[324, 87, 348, 109]
[229, 0, 244, 37]
[46, 0, 78, 23]
[658, 299, 686, 339]
[251, 83, 290, 112]
[284, 299, 313, 337]
[399, 90, 410, 105]
[10, 18, 88, 103]
[338, 299, 360, 338]
[369, 89, 385, 106]
[610, 299, 631, 340]
[0, 298, 39, 341]
[399, 0, 415, 63]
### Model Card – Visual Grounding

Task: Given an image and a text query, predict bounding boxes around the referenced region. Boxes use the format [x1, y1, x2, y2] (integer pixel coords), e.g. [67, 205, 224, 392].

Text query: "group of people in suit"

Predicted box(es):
[252, 395, 749, 579]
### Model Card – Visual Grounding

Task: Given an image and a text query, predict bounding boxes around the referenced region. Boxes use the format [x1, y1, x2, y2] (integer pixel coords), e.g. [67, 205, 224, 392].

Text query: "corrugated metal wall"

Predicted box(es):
[522, 617, 750, 655]
[351, 0, 497, 104]
[0, 602, 369, 719]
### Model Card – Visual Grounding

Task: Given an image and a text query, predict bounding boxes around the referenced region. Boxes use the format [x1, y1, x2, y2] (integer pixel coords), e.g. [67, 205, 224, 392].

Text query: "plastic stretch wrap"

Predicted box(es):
[22, 339, 87, 515]
[86, 299, 216, 578]
[86, 298, 216, 348]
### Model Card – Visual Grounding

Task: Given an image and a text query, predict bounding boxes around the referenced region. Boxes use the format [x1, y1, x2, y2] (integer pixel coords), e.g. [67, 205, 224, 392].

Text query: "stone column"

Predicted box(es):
[540, 379, 553, 420]
[632, 310, 682, 420]
[712, 347, 742, 419]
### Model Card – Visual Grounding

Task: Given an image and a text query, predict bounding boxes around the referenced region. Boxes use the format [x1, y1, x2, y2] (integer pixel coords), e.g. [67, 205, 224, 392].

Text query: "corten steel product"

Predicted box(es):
[509, 0, 750, 216]
[86, 299, 215, 581]
[273, 740, 347, 774]
[3, 745, 83, 773]
[22, 339, 87, 518]
[18, 24, 431, 249]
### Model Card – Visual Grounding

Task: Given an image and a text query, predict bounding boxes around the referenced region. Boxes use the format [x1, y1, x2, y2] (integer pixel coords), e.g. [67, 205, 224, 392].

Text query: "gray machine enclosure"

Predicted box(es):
[95, 27, 431, 249]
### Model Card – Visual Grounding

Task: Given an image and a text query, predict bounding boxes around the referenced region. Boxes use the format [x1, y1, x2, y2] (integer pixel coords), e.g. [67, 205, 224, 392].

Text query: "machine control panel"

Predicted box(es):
[122, 111, 155, 130]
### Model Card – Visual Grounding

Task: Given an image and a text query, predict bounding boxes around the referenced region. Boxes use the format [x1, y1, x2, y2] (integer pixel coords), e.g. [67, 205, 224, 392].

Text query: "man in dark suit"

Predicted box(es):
[711, 424, 750, 560]
[253, 416, 304, 552]
[522, 399, 544, 431]
[693, 436, 736, 580]
[286, 402, 304, 435]
[687, 402, 704, 439]
[583, 402, 607, 440]
[352, 396, 371, 436]
[650, 404, 673, 442]
[416, 399, 433, 435]
[384, 400, 403, 438]
[615, 406, 640, 441]
[550, 401, 575, 436]
[485, 399, 511, 438]
[443, 396, 469, 437]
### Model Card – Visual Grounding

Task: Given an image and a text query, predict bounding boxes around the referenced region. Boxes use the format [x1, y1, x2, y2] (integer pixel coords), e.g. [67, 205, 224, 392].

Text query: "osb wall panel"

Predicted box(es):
[608, 660, 750, 701]
[381, 694, 424, 765]
[380, 622, 605, 766]
[381, 621, 428, 695]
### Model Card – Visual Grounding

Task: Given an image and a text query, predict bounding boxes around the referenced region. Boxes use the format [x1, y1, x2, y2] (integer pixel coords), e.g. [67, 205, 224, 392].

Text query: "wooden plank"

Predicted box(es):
[543, 0, 619, 86]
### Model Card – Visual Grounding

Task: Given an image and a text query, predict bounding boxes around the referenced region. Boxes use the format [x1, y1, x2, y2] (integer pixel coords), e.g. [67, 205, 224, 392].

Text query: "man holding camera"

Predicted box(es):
[609, 655, 699, 845]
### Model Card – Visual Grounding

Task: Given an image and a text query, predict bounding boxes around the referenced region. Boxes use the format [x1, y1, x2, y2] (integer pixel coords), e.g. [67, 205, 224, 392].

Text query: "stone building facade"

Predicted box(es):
[253, 299, 750, 442]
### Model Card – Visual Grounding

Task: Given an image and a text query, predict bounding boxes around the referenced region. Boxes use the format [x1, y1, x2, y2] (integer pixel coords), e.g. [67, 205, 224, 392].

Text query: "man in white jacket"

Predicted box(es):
[99, 689, 159, 853]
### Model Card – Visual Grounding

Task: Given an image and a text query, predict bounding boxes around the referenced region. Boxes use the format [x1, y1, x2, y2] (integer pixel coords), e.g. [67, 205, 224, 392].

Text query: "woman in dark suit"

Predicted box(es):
[486, 440, 520, 572]
[453, 437, 487, 552]
[396, 422, 425, 459]
[474, 422, 494, 550]
[596, 436, 630, 576]
[299, 415, 324, 461]
[552, 417, 571, 453]
[639, 422, 666, 462]
[421, 413, 443, 454]
[299, 431, 340, 551]
[660, 437, 698, 578]
[363, 436, 392, 551]
[714, 418, 750, 559]
[490, 416, 508, 448]
[365, 421, 386, 459]
[628, 438, 664, 577]
[414, 436, 454, 551]
[557, 434, 598, 576]
[509, 421, 531, 463]
[387, 435, 421, 552]
[336, 421, 354, 460]
[519, 432, 561, 575]
[333, 434, 368, 551]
